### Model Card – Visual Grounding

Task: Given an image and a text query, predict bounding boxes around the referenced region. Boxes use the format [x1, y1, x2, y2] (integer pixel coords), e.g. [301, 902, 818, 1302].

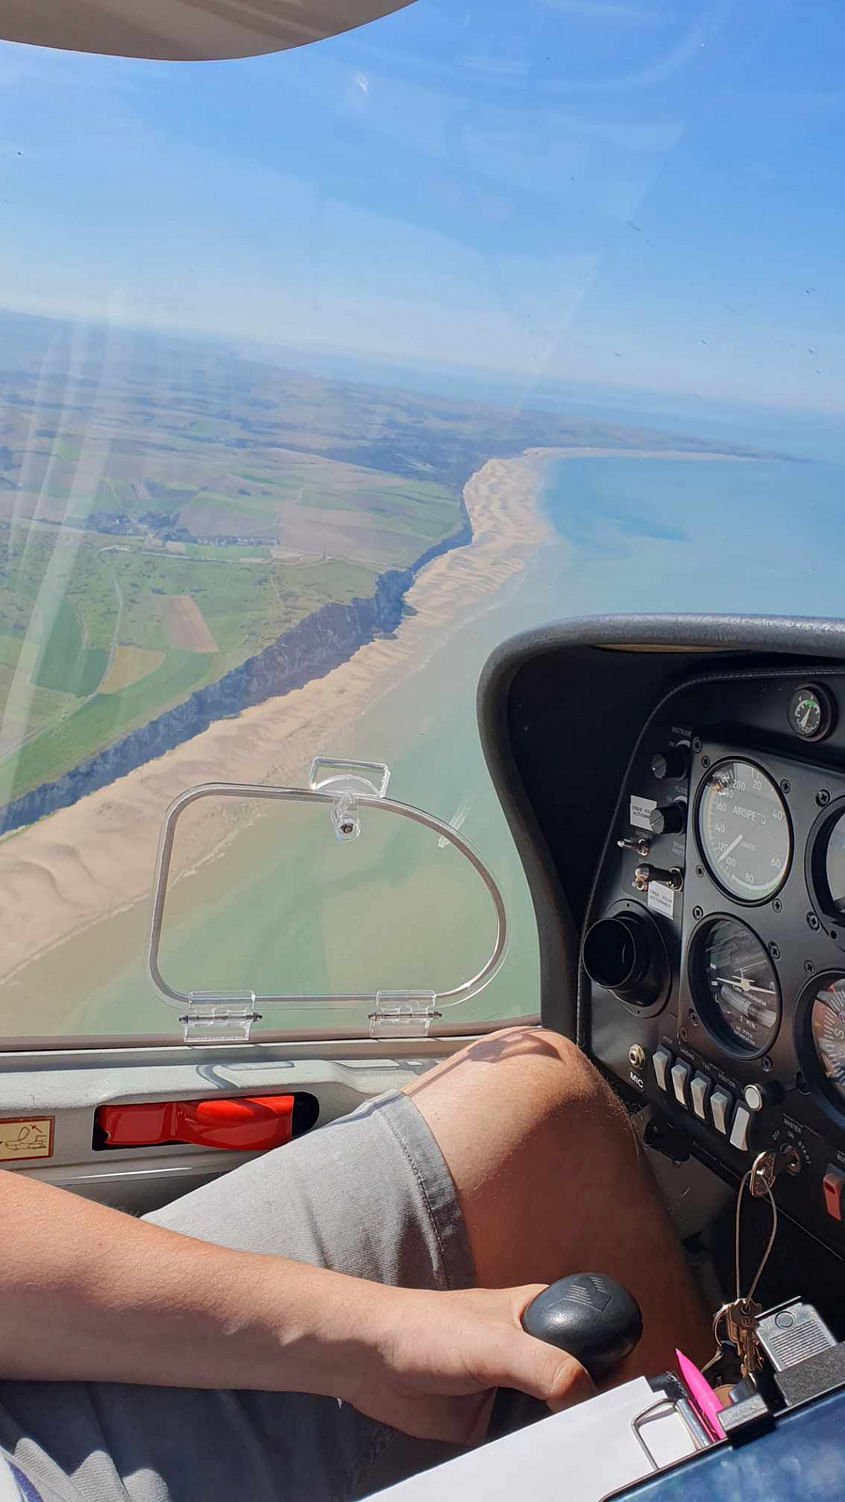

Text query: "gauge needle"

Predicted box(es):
[802, 704, 814, 730]
[728, 974, 776, 996]
[718, 834, 743, 863]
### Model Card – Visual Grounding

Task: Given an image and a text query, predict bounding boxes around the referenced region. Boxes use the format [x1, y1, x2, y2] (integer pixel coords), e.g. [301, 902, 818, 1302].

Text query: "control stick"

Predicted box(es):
[521, 1273, 643, 1382]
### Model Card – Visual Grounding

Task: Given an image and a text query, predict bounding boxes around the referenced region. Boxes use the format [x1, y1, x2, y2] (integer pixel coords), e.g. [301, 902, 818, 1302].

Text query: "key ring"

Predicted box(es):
[703, 1157, 780, 1379]
[735, 1161, 779, 1306]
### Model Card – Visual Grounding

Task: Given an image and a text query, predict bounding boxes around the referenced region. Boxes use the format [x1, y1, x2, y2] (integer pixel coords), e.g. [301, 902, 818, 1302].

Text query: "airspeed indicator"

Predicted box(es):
[696, 758, 791, 902]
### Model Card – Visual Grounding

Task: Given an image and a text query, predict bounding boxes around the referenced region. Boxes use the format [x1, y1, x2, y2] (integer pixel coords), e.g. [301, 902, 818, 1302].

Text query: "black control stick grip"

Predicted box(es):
[522, 1273, 643, 1382]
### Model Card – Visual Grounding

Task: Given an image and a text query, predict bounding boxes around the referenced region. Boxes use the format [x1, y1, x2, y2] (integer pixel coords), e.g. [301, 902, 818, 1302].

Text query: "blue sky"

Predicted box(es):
[0, 0, 843, 411]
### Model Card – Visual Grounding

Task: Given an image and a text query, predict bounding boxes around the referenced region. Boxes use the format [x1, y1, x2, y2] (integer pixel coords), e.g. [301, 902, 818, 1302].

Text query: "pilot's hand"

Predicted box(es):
[342, 1283, 594, 1444]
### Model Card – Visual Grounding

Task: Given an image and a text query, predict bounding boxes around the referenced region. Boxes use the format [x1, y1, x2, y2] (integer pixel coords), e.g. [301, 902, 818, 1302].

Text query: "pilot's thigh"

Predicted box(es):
[0, 1090, 474, 1502]
[147, 1088, 474, 1286]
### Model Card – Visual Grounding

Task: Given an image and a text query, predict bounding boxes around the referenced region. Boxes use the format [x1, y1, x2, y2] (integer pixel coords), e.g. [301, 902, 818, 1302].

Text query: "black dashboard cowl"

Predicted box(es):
[477, 613, 845, 1039]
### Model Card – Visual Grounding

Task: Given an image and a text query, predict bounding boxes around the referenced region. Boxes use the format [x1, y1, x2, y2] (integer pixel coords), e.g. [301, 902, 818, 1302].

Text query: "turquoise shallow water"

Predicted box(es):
[9, 449, 845, 1039]
[539, 456, 845, 619]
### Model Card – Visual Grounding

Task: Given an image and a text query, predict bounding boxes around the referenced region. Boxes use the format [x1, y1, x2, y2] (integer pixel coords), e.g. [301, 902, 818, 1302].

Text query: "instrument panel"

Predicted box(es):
[582, 666, 845, 1256]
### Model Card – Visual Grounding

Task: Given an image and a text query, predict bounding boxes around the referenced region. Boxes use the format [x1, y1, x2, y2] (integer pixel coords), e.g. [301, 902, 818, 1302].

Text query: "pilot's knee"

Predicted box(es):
[406, 1025, 631, 1156]
[444, 1024, 620, 1116]
[515, 1026, 626, 1110]
[475, 1027, 638, 1167]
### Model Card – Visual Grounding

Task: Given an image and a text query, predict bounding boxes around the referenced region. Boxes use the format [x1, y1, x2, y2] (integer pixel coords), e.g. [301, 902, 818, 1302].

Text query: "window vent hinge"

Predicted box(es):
[181, 993, 262, 1045]
[368, 991, 440, 1040]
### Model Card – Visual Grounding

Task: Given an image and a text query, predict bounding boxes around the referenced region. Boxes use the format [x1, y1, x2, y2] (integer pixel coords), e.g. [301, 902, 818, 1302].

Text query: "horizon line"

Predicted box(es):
[0, 301, 842, 427]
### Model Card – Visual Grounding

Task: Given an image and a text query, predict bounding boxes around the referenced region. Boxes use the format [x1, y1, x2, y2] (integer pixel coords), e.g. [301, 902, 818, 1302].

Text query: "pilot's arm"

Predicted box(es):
[0, 1163, 589, 1446]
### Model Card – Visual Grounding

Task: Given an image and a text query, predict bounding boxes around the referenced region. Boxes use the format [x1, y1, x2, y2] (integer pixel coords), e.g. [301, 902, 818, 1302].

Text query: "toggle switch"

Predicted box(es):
[690, 1073, 712, 1122]
[671, 1058, 691, 1109]
[729, 1103, 754, 1153]
[710, 1088, 734, 1136]
[633, 863, 684, 893]
[652, 1047, 672, 1091]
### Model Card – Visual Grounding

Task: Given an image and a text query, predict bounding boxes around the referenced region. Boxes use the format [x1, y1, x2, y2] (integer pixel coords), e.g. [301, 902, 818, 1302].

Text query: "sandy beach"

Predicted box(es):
[0, 445, 743, 992]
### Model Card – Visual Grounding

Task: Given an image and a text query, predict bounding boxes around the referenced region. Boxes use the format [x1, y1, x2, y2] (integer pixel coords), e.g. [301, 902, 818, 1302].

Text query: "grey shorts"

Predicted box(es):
[0, 1091, 477, 1502]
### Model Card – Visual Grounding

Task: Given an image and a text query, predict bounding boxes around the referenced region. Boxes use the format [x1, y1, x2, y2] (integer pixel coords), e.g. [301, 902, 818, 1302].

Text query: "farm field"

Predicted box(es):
[0, 516, 379, 802]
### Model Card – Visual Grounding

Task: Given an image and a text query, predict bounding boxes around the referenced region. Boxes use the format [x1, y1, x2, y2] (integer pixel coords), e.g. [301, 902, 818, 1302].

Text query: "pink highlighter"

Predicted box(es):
[676, 1349, 727, 1441]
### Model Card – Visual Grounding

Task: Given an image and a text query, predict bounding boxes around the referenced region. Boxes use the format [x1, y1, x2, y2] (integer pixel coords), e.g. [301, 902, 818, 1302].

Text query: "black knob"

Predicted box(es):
[650, 747, 688, 780]
[583, 912, 666, 1007]
[647, 801, 687, 836]
[522, 1274, 643, 1382]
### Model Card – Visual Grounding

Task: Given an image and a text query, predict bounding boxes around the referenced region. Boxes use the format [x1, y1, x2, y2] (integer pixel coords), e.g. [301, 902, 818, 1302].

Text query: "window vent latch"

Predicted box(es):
[368, 991, 440, 1040]
[181, 993, 262, 1045]
[308, 757, 391, 841]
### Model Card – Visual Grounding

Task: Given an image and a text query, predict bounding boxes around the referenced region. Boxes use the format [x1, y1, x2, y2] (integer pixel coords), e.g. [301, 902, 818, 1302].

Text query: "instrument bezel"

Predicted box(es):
[806, 795, 845, 944]
[693, 755, 793, 906]
[687, 912, 783, 1061]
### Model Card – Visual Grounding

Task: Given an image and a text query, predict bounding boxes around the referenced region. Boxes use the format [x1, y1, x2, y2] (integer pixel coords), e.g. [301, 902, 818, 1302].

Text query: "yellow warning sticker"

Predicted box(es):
[0, 1117, 54, 1161]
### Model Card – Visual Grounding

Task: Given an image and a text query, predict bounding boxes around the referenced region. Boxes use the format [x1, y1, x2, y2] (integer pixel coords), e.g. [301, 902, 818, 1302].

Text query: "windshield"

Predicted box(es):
[0, 0, 842, 1043]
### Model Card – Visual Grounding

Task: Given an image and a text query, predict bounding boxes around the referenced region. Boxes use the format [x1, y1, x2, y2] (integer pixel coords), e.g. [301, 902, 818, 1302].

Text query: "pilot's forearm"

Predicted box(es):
[0, 1168, 589, 1445]
[0, 1168, 372, 1394]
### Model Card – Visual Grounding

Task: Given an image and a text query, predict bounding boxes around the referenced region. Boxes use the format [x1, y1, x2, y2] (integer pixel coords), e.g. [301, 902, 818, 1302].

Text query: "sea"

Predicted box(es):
[8, 412, 845, 1042]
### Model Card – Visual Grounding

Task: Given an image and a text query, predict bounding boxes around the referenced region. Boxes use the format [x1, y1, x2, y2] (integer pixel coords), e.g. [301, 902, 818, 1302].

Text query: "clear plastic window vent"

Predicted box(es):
[147, 759, 508, 1043]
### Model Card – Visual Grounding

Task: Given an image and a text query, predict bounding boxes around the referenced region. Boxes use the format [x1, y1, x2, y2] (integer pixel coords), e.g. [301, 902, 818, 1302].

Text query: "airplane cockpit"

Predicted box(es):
[459, 612, 845, 1498]
[1, 1, 844, 1500]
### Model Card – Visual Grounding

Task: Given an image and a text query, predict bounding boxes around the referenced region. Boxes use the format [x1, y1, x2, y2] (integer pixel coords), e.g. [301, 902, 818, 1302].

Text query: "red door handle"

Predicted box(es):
[97, 1095, 296, 1152]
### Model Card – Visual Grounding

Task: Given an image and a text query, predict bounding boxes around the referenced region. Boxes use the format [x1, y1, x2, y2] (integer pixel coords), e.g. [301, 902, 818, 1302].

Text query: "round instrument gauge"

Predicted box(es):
[690, 916, 781, 1055]
[696, 758, 791, 903]
[805, 974, 845, 1107]
[810, 805, 845, 918]
[826, 816, 845, 912]
[788, 683, 835, 742]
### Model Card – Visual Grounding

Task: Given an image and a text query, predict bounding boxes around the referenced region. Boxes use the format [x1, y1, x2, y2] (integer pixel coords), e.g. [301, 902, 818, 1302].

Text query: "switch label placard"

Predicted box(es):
[647, 881, 675, 919]
[630, 795, 657, 830]
[0, 1117, 54, 1161]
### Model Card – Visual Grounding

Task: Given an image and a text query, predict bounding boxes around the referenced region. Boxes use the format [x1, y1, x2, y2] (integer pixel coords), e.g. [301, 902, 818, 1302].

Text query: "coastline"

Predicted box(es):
[0, 443, 749, 997]
[0, 525, 471, 838]
[0, 448, 554, 987]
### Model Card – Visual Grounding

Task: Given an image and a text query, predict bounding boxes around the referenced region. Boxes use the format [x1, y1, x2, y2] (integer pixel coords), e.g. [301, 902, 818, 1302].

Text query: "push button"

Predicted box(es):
[822, 1166, 845, 1222]
[743, 1083, 765, 1113]
[690, 1073, 712, 1122]
[729, 1103, 753, 1153]
[671, 1059, 691, 1109]
[652, 1048, 672, 1092]
[710, 1088, 734, 1136]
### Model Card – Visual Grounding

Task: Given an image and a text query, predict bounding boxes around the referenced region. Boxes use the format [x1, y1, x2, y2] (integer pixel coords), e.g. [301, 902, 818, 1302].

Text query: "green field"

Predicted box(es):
[0, 520, 380, 803]
[1, 649, 214, 795]
[34, 598, 108, 696]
